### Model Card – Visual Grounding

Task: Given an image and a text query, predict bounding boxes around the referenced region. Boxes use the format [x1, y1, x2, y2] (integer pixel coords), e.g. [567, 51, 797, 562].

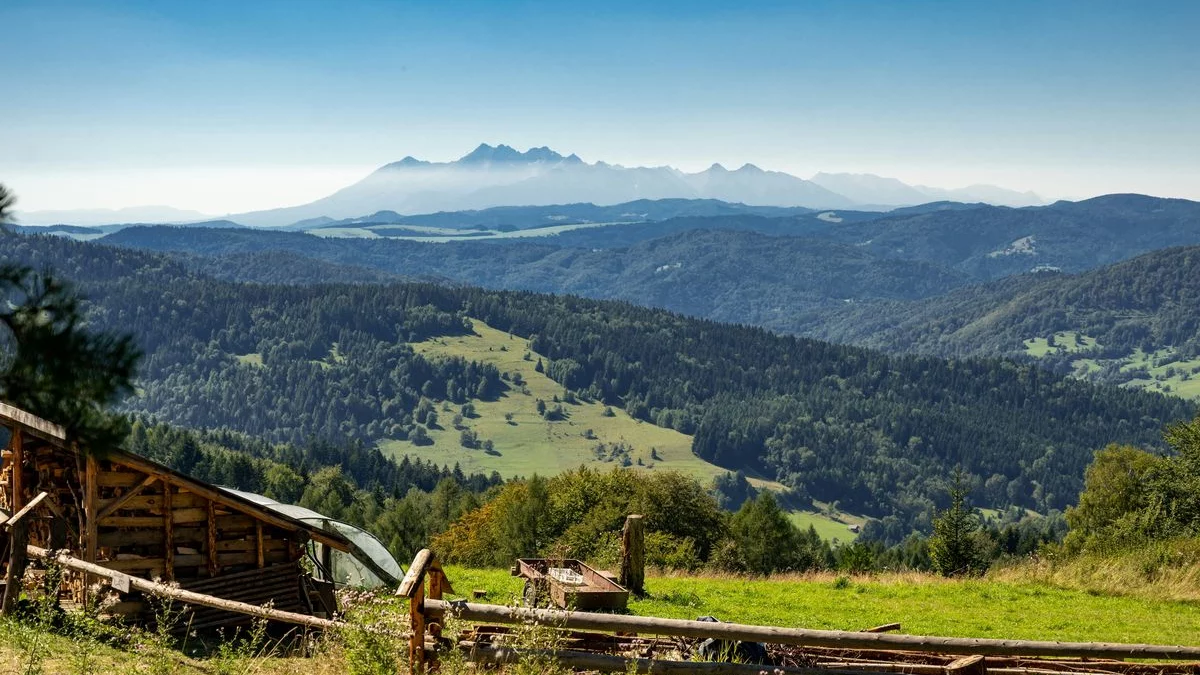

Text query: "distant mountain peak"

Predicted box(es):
[707, 163, 728, 172]
[736, 163, 763, 173]
[457, 143, 564, 165]
[381, 156, 430, 170]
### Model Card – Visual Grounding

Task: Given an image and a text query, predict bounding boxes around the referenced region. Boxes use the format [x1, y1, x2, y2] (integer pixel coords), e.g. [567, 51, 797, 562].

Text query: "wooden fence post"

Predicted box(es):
[620, 514, 645, 597]
[2, 518, 28, 615]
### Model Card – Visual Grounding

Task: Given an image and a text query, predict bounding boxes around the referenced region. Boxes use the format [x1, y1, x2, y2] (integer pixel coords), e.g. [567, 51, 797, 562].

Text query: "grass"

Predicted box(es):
[7, 555, 1200, 673]
[788, 507, 864, 543]
[1022, 331, 1098, 357]
[381, 319, 780, 488]
[234, 352, 263, 367]
[1025, 334, 1200, 400]
[991, 538, 1200, 604]
[446, 566, 1200, 646]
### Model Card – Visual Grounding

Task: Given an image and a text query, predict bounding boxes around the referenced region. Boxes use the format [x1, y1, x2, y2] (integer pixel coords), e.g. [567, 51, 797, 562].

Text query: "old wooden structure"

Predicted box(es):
[0, 403, 353, 629]
[512, 558, 630, 611]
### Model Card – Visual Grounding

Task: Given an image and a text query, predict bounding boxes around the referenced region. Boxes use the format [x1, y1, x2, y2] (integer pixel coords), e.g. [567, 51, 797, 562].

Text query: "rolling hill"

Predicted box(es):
[807, 245, 1200, 399]
[2, 231, 1192, 534]
[99, 194, 1200, 337]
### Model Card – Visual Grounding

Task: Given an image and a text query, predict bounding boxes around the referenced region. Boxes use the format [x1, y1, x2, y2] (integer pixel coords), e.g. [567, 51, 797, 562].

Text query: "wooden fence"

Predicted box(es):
[398, 549, 1200, 675]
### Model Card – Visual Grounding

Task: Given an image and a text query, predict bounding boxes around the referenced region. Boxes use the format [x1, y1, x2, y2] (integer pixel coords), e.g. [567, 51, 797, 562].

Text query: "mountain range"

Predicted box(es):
[10, 144, 1044, 229]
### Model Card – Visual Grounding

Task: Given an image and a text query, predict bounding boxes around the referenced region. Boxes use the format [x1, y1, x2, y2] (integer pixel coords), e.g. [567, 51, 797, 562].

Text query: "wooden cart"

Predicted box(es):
[511, 558, 629, 611]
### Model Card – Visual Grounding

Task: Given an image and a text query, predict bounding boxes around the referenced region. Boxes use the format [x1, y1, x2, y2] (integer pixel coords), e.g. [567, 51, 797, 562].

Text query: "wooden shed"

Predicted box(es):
[0, 402, 354, 629]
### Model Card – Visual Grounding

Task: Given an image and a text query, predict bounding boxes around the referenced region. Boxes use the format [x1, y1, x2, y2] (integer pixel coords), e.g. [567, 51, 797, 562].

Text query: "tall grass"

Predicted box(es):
[990, 538, 1200, 602]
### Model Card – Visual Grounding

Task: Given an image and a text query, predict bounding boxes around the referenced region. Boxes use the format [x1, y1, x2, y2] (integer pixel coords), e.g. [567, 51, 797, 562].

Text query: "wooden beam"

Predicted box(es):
[460, 644, 893, 675]
[2, 513, 29, 615]
[206, 499, 219, 577]
[409, 578, 426, 673]
[27, 545, 344, 631]
[398, 548, 434, 598]
[422, 600, 1200, 661]
[10, 429, 23, 513]
[162, 481, 174, 582]
[255, 521, 264, 569]
[2, 491, 48, 531]
[84, 454, 98, 601]
[95, 473, 156, 521]
[110, 452, 351, 552]
[0, 403, 66, 446]
[621, 514, 645, 596]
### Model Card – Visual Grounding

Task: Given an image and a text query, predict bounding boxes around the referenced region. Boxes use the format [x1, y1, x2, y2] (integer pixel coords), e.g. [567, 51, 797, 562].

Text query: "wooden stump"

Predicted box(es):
[620, 514, 645, 597]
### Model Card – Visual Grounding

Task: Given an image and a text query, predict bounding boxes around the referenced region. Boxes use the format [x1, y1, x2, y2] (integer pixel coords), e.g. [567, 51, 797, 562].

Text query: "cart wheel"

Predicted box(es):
[522, 579, 544, 607]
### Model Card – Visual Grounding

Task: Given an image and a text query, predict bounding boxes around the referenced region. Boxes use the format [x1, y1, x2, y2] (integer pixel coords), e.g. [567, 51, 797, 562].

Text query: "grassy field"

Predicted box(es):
[788, 505, 864, 543]
[447, 567, 1200, 646]
[234, 352, 263, 367]
[1022, 331, 1098, 357]
[6, 558, 1200, 673]
[381, 319, 870, 537]
[1024, 333, 1200, 400]
[380, 319, 771, 486]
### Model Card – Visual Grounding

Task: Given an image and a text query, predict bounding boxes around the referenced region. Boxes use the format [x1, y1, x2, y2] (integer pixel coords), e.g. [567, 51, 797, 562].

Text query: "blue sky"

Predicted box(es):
[3, 0, 1198, 212]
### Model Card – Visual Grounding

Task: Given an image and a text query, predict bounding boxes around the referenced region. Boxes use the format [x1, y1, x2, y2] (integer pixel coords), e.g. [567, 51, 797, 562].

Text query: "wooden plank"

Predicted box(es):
[620, 514, 645, 596]
[216, 538, 286, 553]
[0, 403, 66, 445]
[864, 623, 903, 634]
[2, 491, 48, 530]
[28, 545, 343, 630]
[461, 644, 893, 675]
[104, 551, 264, 573]
[206, 500, 219, 577]
[100, 527, 205, 548]
[109, 452, 350, 552]
[84, 454, 98, 601]
[101, 508, 208, 527]
[409, 579, 426, 673]
[9, 429, 24, 513]
[97, 471, 153, 488]
[945, 655, 986, 675]
[255, 521, 264, 569]
[1, 516, 28, 615]
[96, 474, 156, 520]
[163, 481, 174, 581]
[422, 600, 1200, 661]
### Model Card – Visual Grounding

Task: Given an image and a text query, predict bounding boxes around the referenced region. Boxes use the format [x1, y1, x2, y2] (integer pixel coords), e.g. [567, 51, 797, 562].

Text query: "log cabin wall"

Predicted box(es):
[1, 404, 346, 627]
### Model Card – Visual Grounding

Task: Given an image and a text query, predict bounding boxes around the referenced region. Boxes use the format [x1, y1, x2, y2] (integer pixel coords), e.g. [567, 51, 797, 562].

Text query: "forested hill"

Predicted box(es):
[3, 232, 1192, 529]
[100, 225, 971, 332]
[816, 194, 1200, 280]
[808, 245, 1200, 396]
[97, 194, 1200, 337]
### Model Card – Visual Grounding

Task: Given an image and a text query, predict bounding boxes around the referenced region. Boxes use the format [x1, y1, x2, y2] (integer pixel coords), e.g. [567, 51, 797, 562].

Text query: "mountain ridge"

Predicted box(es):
[217, 144, 1048, 227]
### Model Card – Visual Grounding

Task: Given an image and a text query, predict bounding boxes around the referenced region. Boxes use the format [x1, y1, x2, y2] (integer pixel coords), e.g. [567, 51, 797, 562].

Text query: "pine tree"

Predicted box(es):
[0, 184, 141, 452]
[929, 469, 983, 577]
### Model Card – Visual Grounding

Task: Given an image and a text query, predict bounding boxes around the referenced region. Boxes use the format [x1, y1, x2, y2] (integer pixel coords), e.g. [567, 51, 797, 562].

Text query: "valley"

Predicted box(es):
[6, 3, 1200, 672]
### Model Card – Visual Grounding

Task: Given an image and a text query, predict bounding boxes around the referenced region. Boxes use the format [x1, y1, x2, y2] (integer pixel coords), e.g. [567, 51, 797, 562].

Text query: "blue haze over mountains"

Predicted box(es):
[225, 144, 1044, 228]
[17, 144, 1045, 228]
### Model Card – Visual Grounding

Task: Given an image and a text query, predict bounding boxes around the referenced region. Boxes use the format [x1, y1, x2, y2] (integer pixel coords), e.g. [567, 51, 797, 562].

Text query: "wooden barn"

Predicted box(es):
[0, 402, 355, 630]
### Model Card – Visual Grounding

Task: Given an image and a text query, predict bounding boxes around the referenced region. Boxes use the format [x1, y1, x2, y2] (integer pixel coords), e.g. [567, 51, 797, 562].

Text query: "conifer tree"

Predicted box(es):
[929, 468, 983, 576]
[0, 184, 141, 452]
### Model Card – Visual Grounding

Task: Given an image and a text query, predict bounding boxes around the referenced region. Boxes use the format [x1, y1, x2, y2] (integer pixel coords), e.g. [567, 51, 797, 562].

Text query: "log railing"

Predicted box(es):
[26, 545, 342, 630]
[422, 599, 1200, 661]
[399, 549, 1200, 675]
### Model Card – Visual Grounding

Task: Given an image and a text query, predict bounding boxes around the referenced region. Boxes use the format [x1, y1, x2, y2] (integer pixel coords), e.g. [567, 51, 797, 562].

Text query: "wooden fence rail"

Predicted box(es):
[27, 545, 343, 630]
[423, 598, 1200, 661]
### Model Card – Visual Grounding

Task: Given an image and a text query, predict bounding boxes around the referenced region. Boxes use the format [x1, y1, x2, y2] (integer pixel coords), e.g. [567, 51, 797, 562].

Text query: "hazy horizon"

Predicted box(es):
[3, 0, 1198, 214]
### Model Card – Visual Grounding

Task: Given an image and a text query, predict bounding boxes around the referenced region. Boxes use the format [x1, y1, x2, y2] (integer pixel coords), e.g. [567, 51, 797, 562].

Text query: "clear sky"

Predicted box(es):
[3, 0, 1198, 213]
